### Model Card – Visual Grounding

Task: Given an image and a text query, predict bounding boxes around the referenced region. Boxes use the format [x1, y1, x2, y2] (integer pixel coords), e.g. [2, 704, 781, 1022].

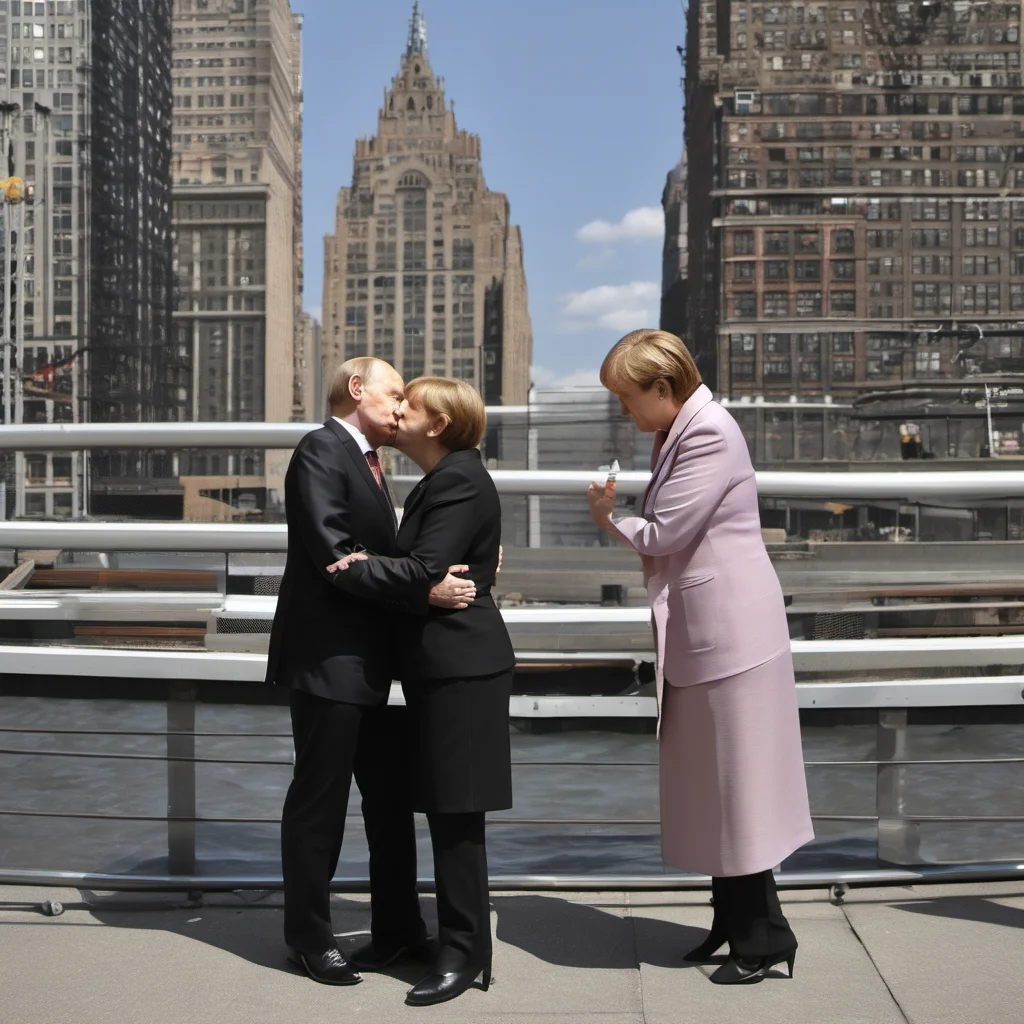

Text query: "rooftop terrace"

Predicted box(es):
[3, 880, 1022, 1024]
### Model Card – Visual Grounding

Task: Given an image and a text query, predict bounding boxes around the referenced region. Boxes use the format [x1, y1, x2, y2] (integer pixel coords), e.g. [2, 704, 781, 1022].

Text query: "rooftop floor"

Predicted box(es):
[2, 880, 1022, 1024]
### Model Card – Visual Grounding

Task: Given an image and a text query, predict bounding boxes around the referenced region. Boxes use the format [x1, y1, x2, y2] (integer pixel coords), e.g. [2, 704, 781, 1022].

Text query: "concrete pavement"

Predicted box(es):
[1, 882, 1022, 1023]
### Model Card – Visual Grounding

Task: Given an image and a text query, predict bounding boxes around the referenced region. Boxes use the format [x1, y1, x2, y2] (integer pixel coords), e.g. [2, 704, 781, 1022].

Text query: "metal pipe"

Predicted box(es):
[0, 862, 1022, 893]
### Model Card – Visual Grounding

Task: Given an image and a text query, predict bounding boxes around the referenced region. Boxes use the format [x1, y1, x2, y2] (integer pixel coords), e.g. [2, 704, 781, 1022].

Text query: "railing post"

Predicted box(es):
[875, 708, 921, 865]
[167, 681, 198, 877]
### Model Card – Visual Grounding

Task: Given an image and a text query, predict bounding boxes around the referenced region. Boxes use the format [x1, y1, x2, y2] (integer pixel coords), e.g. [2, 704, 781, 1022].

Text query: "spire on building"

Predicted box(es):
[406, 3, 428, 57]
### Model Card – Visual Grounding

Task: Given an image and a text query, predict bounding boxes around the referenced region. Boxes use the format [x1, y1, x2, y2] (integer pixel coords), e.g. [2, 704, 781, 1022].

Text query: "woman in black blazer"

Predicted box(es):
[327, 377, 514, 1007]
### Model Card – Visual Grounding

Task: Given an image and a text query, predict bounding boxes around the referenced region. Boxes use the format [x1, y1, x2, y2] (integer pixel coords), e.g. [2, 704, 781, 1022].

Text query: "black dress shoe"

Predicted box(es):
[286, 945, 362, 986]
[405, 961, 491, 1006]
[710, 947, 797, 985]
[682, 930, 727, 962]
[347, 935, 436, 972]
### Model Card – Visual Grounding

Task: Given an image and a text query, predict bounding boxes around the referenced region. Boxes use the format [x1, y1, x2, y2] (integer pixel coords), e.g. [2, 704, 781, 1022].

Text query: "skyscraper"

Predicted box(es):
[685, 0, 1024, 400]
[171, 0, 303, 501]
[322, 5, 532, 405]
[0, 0, 177, 518]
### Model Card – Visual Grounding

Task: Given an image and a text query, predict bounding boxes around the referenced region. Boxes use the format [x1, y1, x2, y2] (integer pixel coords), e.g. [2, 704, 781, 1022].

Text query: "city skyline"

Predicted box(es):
[298, 0, 684, 388]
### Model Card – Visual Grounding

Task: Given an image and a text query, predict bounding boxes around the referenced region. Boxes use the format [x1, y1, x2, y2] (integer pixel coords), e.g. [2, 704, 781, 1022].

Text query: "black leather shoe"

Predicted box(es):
[682, 930, 727, 962]
[710, 948, 796, 985]
[405, 961, 491, 1006]
[348, 935, 436, 972]
[286, 945, 362, 986]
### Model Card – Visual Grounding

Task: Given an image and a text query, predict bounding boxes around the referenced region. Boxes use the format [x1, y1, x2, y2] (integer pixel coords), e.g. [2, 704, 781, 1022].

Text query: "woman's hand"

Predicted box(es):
[326, 551, 370, 574]
[587, 478, 617, 532]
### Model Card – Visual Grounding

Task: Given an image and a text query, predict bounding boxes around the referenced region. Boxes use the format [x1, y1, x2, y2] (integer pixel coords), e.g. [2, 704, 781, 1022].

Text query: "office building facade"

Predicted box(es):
[685, 0, 1024, 401]
[0, 0, 177, 518]
[171, 0, 302, 503]
[322, 5, 532, 405]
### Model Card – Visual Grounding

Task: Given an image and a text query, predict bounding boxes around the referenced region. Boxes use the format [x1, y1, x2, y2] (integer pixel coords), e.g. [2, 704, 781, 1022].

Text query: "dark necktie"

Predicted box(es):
[365, 450, 385, 491]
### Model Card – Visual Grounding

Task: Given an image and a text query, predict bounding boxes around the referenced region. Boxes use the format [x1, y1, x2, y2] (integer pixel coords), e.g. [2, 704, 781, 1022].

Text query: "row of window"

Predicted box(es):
[731, 225, 1024, 256]
[748, 90, 1024, 117]
[730, 283, 1024, 319]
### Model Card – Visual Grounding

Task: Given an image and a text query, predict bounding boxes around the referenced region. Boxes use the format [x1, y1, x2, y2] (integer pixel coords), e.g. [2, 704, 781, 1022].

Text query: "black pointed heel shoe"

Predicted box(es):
[682, 930, 727, 962]
[405, 961, 491, 1006]
[709, 947, 797, 985]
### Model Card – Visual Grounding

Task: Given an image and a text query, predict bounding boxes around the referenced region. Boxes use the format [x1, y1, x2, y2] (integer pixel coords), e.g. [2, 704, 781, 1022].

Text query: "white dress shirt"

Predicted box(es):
[332, 416, 374, 455]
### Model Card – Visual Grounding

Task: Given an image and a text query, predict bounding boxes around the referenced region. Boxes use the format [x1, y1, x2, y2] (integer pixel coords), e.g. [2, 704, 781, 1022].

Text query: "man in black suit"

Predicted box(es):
[267, 356, 476, 985]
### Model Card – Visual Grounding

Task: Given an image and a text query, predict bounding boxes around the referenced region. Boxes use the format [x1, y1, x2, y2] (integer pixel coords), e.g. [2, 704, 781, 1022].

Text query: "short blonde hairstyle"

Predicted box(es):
[327, 356, 394, 410]
[600, 329, 702, 403]
[405, 377, 486, 452]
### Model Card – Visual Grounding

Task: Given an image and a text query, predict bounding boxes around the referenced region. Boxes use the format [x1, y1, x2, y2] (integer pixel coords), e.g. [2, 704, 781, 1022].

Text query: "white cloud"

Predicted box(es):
[558, 281, 659, 333]
[576, 207, 664, 245]
[531, 365, 602, 390]
[575, 246, 616, 271]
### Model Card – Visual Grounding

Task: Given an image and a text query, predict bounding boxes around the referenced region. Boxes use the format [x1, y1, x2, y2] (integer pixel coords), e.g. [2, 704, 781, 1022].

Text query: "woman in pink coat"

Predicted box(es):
[587, 329, 813, 985]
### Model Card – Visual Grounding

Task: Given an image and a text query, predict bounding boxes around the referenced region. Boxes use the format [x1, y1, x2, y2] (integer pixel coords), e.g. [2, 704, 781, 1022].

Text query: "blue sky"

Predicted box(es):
[298, 0, 685, 387]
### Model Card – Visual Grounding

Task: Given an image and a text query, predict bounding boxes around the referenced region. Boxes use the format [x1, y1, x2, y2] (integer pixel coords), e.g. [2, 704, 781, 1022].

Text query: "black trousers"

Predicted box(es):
[425, 811, 492, 971]
[281, 689, 425, 952]
[711, 870, 796, 960]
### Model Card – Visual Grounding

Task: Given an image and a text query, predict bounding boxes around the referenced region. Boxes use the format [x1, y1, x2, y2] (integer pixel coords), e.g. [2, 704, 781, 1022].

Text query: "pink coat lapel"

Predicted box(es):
[643, 384, 715, 514]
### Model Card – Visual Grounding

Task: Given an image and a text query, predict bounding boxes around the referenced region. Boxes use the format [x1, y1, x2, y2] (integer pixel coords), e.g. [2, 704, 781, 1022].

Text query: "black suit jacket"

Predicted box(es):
[342, 448, 516, 681]
[266, 419, 431, 704]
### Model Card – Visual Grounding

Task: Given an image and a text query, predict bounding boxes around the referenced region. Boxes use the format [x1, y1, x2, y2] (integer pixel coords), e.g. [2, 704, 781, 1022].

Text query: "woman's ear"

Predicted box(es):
[427, 413, 451, 439]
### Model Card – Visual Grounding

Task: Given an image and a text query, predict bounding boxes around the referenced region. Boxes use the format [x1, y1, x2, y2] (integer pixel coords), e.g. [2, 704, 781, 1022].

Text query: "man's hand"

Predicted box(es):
[325, 551, 370, 574]
[429, 564, 477, 609]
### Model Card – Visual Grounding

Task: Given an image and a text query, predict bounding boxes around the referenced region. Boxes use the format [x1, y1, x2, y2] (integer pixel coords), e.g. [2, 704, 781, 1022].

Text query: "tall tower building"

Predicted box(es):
[170, 0, 302, 505]
[323, 5, 531, 404]
[0, 0, 177, 519]
[685, 0, 1024, 400]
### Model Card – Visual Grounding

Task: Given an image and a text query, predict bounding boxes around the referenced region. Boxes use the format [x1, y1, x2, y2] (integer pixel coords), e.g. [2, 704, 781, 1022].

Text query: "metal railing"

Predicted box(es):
[1, 422, 1024, 501]
[1, 646, 1023, 892]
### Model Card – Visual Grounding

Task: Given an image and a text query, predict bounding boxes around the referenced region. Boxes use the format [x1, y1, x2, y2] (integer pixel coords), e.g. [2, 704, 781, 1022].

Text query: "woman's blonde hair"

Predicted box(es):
[405, 376, 487, 452]
[599, 329, 702, 403]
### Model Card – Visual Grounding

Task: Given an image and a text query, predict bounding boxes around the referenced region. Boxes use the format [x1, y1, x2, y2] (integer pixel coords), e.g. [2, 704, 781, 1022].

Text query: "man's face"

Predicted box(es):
[355, 366, 405, 448]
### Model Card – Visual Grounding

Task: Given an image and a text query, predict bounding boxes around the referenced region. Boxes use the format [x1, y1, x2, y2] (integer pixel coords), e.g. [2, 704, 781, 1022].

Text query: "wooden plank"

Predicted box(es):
[71, 625, 207, 639]
[0, 559, 35, 591]
[30, 569, 218, 591]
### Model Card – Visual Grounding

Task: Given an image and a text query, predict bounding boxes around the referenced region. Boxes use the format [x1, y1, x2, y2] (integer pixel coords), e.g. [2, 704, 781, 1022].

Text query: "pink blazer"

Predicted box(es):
[613, 385, 790, 703]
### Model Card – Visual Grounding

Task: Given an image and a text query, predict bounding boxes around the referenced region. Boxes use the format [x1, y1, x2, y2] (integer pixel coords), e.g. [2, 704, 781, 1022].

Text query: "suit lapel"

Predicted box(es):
[324, 419, 398, 534]
[643, 385, 715, 515]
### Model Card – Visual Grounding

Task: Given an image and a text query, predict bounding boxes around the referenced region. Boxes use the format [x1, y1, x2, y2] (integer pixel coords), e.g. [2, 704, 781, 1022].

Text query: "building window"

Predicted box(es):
[733, 261, 755, 280]
[733, 293, 756, 319]
[911, 199, 951, 221]
[765, 231, 789, 254]
[763, 292, 790, 317]
[733, 230, 755, 255]
[831, 260, 856, 280]
[795, 231, 820, 253]
[960, 283, 1000, 314]
[795, 259, 820, 280]
[452, 237, 474, 270]
[866, 229, 901, 249]
[763, 359, 791, 380]
[796, 291, 822, 317]
[402, 189, 427, 232]
[403, 239, 426, 270]
[911, 228, 950, 248]
[832, 332, 854, 354]
[765, 260, 789, 280]
[962, 256, 1000, 275]
[912, 282, 951, 314]
[832, 229, 855, 253]
[833, 359, 855, 380]
[963, 227, 1001, 247]
[732, 333, 756, 352]
[830, 291, 856, 316]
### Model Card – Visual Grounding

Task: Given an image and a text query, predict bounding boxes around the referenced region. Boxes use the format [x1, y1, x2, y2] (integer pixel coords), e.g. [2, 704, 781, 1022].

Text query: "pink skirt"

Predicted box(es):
[659, 651, 814, 876]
